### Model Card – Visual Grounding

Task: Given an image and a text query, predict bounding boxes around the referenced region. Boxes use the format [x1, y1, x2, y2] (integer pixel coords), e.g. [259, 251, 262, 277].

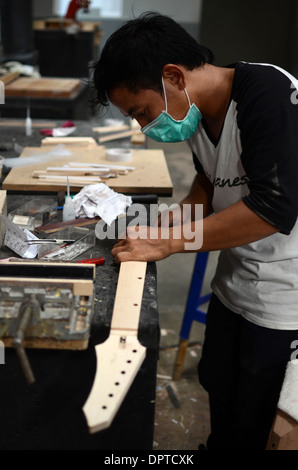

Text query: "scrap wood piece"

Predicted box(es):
[41, 136, 98, 147]
[0, 71, 20, 85]
[83, 261, 147, 433]
[35, 216, 100, 234]
[92, 125, 130, 133]
[267, 409, 298, 450]
[98, 130, 141, 144]
[267, 361, 298, 450]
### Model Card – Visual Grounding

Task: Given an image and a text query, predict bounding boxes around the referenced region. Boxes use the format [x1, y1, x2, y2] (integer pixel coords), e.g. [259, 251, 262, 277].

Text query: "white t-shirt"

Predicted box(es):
[188, 62, 298, 329]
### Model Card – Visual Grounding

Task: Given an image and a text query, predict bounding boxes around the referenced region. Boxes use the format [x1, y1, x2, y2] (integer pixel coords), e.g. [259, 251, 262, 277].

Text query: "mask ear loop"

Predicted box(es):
[162, 76, 191, 113]
[161, 76, 168, 113]
[184, 88, 191, 109]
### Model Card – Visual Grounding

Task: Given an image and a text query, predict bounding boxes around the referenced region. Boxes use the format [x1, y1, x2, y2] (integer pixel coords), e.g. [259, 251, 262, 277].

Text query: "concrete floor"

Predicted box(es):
[146, 139, 219, 450]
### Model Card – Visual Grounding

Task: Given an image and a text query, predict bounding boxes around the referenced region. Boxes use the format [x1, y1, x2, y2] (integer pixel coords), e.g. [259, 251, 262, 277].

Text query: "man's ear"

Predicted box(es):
[162, 64, 186, 90]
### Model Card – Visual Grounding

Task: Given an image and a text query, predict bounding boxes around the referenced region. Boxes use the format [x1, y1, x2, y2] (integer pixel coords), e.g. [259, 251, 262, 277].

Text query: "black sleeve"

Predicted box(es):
[236, 64, 298, 234]
[192, 152, 205, 174]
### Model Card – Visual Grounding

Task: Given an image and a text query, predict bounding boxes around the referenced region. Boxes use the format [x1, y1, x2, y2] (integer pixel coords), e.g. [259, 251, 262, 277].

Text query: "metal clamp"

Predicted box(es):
[12, 295, 40, 384]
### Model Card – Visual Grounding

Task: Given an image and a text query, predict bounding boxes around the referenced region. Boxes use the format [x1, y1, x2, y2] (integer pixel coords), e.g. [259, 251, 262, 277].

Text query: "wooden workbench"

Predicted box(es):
[0, 122, 173, 449]
[2, 145, 173, 196]
[0, 194, 159, 450]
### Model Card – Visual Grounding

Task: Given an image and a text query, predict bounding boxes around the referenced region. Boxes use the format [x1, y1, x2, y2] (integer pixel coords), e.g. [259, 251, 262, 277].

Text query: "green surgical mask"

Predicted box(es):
[142, 77, 202, 143]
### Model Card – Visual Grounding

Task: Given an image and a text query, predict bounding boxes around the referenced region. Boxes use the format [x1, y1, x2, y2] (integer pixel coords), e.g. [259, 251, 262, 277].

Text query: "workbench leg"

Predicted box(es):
[172, 338, 189, 381]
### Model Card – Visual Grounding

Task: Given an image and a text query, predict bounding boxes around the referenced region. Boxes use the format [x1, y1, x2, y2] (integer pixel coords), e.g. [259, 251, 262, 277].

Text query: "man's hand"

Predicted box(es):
[111, 225, 174, 263]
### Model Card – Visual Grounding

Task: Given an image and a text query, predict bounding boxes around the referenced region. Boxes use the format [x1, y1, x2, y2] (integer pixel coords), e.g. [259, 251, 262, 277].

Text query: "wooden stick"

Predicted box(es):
[32, 168, 109, 177]
[32, 175, 102, 184]
[47, 166, 110, 173]
[267, 410, 298, 450]
[92, 125, 130, 133]
[67, 162, 135, 171]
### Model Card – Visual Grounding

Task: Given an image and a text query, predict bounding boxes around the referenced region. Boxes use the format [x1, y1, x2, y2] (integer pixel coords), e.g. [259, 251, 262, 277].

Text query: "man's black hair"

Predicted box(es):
[93, 11, 214, 107]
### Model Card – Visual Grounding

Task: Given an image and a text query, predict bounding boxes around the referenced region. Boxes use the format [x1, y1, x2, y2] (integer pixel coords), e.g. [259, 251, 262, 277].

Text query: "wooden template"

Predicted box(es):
[2, 145, 173, 195]
[83, 261, 147, 433]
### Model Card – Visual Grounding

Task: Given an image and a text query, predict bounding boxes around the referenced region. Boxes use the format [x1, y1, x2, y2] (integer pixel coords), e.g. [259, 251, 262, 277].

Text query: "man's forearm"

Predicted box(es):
[180, 173, 214, 219]
[170, 200, 279, 254]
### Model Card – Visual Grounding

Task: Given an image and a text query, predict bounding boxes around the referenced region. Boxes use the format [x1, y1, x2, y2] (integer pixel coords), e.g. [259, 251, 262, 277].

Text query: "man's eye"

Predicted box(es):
[134, 111, 145, 118]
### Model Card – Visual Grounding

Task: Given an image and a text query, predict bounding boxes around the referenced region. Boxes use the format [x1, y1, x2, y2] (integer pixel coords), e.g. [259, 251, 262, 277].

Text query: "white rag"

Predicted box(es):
[278, 361, 298, 421]
[73, 183, 132, 226]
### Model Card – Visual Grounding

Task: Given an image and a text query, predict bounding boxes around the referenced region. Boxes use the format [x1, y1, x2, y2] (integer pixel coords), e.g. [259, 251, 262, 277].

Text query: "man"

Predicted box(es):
[93, 12, 298, 450]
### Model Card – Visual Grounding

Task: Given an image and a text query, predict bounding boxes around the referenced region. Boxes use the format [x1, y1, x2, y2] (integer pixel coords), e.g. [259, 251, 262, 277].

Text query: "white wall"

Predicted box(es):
[52, 0, 202, 23]
[122, 0, 203, 23]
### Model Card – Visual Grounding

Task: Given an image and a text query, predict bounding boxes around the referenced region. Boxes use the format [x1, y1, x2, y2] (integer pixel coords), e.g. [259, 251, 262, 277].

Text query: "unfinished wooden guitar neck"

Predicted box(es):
[83, 261, 147, 433]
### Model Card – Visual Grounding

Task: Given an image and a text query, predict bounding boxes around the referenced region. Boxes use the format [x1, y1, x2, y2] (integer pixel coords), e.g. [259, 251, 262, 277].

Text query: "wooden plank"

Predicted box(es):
[98, 130, 139, 143]
[2, 146, 173, 195]
[111, 261, 147, 333]
[93, 125, 130, 134]
[5, 77, 81, 98]
[32, 175, 102, 185]
[32, 169, 109, 177]
[0, 191, 7, 216]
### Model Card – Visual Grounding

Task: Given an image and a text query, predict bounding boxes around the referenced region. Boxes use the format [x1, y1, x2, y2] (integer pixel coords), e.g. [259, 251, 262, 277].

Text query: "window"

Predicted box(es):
[53, 0, 123, 18]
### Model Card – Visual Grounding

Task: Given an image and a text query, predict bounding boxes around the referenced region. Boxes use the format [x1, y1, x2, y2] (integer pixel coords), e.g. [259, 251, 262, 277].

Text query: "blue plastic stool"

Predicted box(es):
[172, 252, 212, 380]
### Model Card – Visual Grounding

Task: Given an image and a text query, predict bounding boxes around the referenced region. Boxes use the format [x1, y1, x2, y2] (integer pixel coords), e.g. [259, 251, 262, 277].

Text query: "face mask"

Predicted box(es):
[141, 77, 202, 143]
